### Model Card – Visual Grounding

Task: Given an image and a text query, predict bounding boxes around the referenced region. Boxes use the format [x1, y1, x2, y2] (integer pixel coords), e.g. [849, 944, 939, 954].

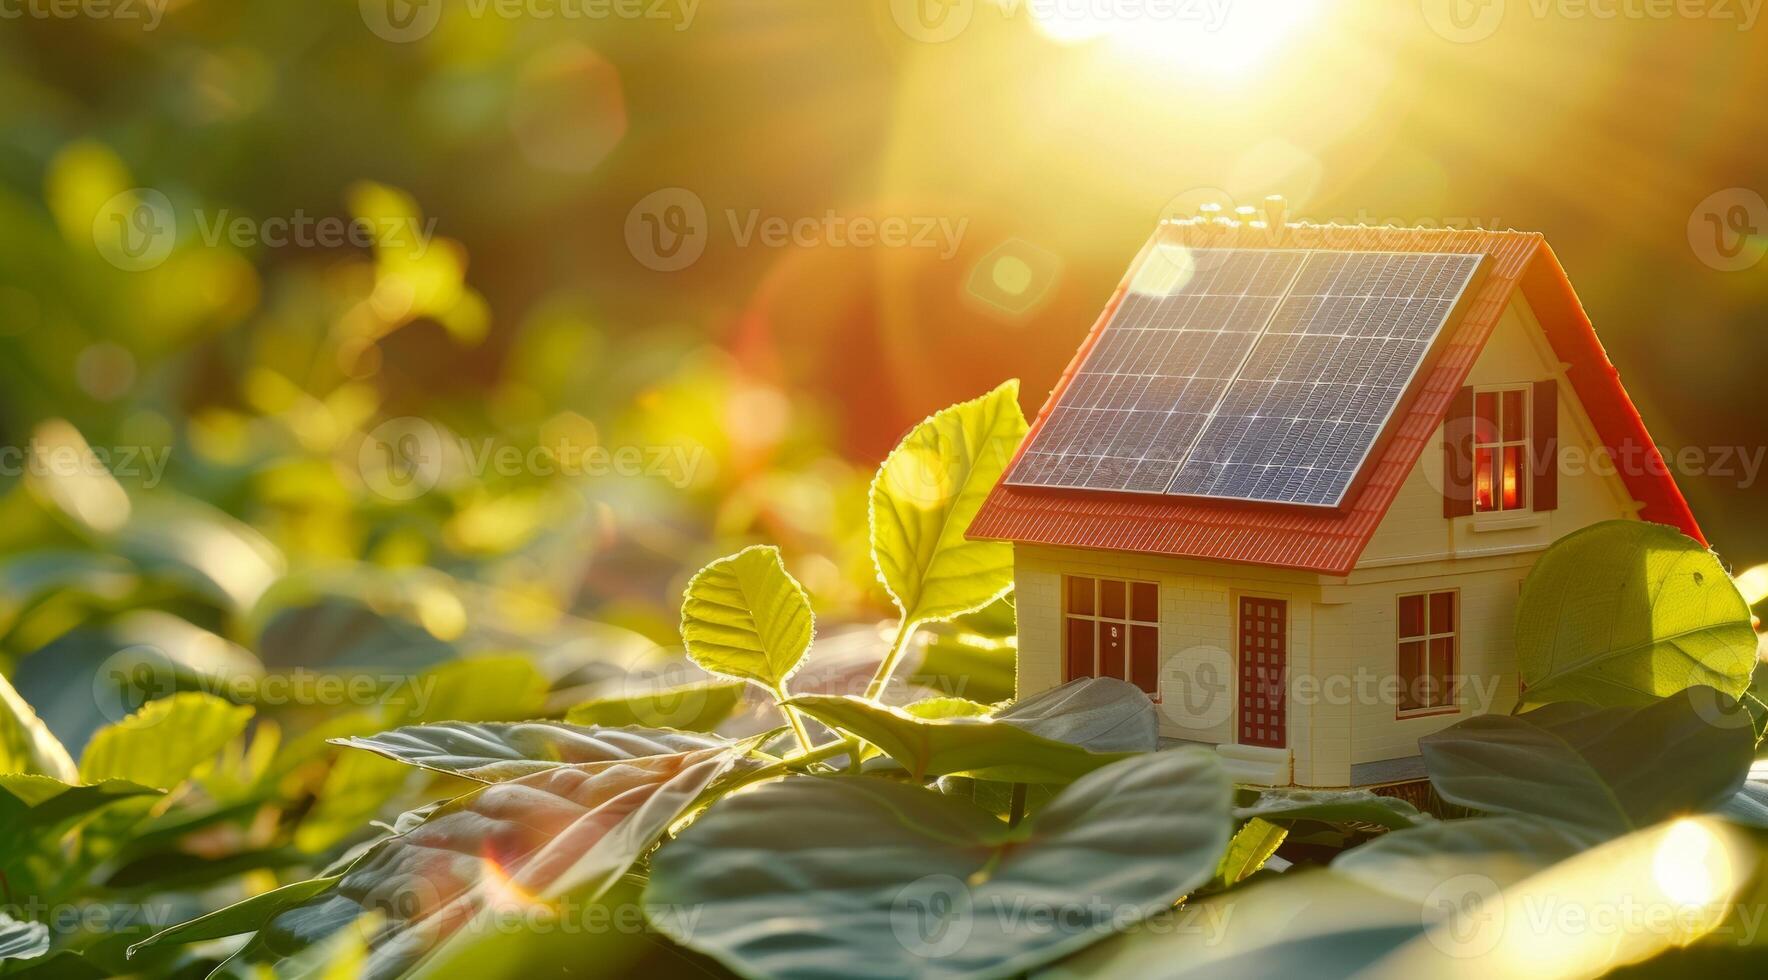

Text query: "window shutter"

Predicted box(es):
[1443, 386, 1476, 518]
[1532, 379, 1559, 511]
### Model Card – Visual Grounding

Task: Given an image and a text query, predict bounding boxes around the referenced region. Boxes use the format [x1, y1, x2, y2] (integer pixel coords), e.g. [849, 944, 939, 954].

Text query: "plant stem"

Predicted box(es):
[774, 685, 815, 754]
[741, 739, 848, 785]
[1008, 782, 1028, 827]
[864, 619, 918, 701]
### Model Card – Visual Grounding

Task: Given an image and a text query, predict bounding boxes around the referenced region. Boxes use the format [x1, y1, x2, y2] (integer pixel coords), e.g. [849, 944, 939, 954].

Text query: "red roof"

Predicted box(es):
[966, 221, 1702, 576]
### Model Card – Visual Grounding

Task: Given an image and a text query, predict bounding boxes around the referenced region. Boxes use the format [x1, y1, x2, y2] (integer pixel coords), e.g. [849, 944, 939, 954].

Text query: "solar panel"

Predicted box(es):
[1006, 248, 1484, 507]
[1005, 248, 1307, 493]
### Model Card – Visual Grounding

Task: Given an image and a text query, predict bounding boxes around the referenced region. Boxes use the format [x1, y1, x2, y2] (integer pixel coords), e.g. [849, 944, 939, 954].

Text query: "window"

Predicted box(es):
[1064, 575, 1159, 697]
[1444, 380, 1558, 518]
[1397, 591, 1457, 715]
[1473, 387, 1529, 512]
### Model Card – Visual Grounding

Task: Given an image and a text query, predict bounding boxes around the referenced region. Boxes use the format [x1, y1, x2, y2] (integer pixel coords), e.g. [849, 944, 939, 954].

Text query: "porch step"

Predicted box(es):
[1215, 743, 1292, 787]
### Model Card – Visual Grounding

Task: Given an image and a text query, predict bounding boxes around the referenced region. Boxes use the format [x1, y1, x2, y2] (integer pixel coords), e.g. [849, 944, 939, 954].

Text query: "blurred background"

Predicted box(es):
[1, 1, 1765, 751]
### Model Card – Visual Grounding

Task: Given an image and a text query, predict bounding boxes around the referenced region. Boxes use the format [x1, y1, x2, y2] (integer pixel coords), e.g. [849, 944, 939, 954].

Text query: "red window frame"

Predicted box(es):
[1063, 575, 1159, 699]
[1397, 590, 1458, 717]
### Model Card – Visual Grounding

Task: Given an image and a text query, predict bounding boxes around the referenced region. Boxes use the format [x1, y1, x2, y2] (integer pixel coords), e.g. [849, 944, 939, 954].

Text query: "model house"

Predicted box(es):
[966, 204, 1701, 788]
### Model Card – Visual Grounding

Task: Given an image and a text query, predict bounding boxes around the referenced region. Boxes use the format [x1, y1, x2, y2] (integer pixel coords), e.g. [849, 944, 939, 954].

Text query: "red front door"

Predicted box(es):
[1238, 597, 1287, 748]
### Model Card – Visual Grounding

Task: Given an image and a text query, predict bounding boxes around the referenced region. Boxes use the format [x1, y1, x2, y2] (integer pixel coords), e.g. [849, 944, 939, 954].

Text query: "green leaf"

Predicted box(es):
[994, 677, 1158, 752]
[1233, 788, 1429, 831]
[261, 742, 746, 979]
[111, 496, 285, 614]
[78, 692, 251, 789]
[128, 876, 343, 956]
[1516, 521, 1756, 705]
[787, 693, 1134, 783]
[1, 950, 103, 978]
[0, 550, 136, 638]
[0, 911, 49, 961]
[293, 753, 415, 854]
[680, 545, 815, 690]
[0, 672, 76, 781]
[1209, 817, 1287, 890]
[277, 914, 371, 980]
[1332, 814, 1600, 903]
[903, 696, 994, 719]
[646, 748, 1233, 980]
[1040, 871, 1422, 980]
[295, 656, 549, 852]
[1739, 660, 1768, 744]
[101, 845, 308, 892]
[564, 679, 746, 731]
[381, 655, 549, 726]
[911, 601, 1018, 705]
[0, 774, 160, 836]
[332, 721, 735, 782]
[870, 380, 1027, 629]
[1359, 817, 1758, 973]
[1418, 692, 1754, 835]
[1715, 760, 1768, 827]
[933, 776, 1058, 821]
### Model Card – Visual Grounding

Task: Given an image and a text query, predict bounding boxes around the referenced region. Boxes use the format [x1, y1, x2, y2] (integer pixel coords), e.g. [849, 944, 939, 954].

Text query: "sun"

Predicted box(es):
[1026, 0, 1326, 79]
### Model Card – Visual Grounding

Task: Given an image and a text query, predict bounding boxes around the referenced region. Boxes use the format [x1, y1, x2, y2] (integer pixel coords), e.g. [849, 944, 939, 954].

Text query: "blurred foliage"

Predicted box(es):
[2, 3, 1767, 977]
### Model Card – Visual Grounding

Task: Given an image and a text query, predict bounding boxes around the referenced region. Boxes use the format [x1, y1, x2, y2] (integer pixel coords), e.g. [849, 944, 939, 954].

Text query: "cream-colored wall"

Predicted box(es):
[1359, 295, 1639, 567]
[1014, 545, 1325, 780]
[1011, 293, 1647, 787]
[1324, 555, 1533, 780]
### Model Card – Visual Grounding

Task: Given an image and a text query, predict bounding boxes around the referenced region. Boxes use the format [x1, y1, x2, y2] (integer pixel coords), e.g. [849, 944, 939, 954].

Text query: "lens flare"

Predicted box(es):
[1027, 0, 1325, 78]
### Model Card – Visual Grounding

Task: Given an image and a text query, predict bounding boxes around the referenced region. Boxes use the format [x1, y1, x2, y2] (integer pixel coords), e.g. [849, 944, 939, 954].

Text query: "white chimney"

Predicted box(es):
[1263, 194, 1288, 227]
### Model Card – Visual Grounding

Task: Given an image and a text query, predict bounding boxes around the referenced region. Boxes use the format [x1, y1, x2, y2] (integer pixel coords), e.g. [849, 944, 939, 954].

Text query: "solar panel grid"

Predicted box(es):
[1165, 251, 1482, 505]
[1005, 248, 1481, 507]
[1006, 249, 1307, 494]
